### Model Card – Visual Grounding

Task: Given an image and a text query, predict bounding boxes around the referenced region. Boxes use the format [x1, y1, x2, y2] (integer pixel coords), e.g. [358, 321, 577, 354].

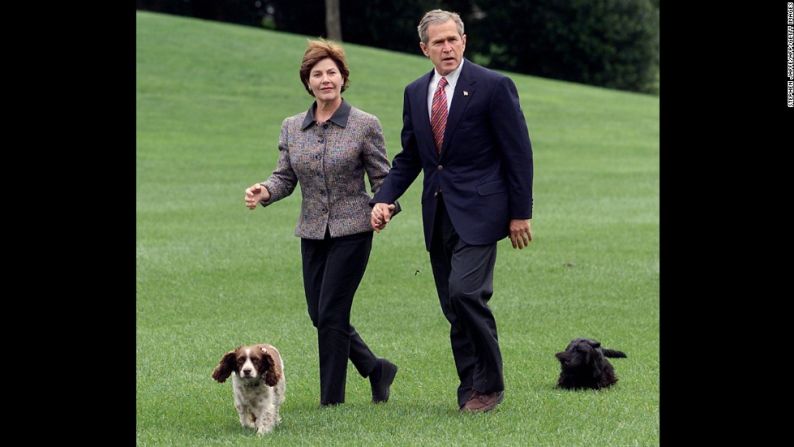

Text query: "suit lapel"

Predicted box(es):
[414, 70, 435, 156]
[441, 60, 476, 158]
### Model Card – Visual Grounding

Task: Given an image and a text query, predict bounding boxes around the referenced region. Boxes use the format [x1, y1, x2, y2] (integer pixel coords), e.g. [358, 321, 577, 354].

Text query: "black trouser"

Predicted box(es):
[429, 197, 504, 408]
[301, 229, 378, 405]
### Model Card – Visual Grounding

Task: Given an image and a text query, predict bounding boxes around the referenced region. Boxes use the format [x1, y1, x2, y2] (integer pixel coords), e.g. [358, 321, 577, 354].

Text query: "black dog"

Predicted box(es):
[555, 338, 626, 390]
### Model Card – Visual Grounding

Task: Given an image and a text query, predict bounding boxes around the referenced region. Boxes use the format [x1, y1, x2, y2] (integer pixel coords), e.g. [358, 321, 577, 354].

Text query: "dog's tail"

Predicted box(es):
[602, 348, 627, 358]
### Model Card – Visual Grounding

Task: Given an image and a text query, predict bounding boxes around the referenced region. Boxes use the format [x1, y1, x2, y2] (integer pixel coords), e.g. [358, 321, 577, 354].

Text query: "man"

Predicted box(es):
[370, 9, 534, 413]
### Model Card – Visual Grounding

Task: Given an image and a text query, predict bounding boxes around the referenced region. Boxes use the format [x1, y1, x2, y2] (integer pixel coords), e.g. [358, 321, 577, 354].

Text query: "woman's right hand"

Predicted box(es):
[370, 203, 396, 232]
[244, 183, 270, 209]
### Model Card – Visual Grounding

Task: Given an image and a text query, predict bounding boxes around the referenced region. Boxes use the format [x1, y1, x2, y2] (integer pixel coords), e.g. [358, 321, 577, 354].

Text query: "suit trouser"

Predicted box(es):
[429, 197, 504, 408]
[301, 229, 378, 405]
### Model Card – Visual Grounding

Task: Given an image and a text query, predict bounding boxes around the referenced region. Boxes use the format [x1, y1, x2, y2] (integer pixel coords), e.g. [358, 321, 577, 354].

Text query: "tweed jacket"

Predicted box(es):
[260, 100, 392, 239]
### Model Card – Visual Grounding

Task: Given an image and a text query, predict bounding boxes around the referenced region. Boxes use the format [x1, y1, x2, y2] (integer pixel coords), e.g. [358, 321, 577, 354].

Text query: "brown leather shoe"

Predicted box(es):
[459, 390, 481, 411]
[461, 390, 504, 413]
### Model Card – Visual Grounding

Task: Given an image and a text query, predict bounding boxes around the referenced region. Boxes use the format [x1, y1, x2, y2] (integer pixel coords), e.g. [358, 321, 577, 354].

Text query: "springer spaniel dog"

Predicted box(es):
[555, 338, 627, 390]
[212, 344, 285, 435]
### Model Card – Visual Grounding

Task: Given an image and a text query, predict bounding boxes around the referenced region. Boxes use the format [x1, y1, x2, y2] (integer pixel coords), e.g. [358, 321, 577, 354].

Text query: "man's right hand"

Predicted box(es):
[371, 203, 396, 232]
[244, 183, 270, 209]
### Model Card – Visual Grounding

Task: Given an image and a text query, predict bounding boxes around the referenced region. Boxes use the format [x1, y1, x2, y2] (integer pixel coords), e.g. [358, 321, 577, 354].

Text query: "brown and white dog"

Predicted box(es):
[212, 344, 285, 435]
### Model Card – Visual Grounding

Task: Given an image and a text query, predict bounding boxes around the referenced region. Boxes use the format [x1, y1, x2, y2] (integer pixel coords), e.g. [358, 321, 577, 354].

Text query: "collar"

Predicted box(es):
[431, 58, 465, 88]
[301, 99, 351, 130]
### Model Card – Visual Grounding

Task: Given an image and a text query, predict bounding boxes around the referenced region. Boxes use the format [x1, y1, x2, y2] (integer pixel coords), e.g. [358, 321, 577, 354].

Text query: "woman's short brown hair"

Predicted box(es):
[299, 39, 350, 97]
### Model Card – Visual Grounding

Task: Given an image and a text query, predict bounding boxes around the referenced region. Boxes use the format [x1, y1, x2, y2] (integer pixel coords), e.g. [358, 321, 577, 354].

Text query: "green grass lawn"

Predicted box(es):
[137, 11, 659, 446]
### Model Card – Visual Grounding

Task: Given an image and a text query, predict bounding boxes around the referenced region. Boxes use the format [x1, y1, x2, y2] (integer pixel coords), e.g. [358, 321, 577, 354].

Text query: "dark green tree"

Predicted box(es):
[338, 0, 439, 54]
[468, 0, 659, 93]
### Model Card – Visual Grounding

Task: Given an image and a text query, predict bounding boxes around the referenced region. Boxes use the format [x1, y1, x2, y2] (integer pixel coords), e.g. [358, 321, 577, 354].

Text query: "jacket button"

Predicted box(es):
[437, 165, 443, 171]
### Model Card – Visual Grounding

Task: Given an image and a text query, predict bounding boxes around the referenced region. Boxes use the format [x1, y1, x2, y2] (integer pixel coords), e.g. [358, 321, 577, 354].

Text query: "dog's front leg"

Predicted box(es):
[256, 406, 277, 435]
[274, 404, 282, 426]
[274, 382, 285, 424]
[234, 403, 256, 429]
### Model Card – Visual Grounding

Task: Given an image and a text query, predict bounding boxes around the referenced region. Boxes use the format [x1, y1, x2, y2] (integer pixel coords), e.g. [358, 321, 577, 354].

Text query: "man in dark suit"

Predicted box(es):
[370, 9, 534, 413]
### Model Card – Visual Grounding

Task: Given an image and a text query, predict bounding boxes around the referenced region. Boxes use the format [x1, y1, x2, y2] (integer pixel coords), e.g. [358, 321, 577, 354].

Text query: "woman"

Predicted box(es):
[244, 39, 398, 407]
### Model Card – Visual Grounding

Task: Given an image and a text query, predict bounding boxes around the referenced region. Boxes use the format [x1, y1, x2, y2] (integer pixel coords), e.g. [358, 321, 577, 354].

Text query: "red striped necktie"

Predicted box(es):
[431, 76, 448, 154]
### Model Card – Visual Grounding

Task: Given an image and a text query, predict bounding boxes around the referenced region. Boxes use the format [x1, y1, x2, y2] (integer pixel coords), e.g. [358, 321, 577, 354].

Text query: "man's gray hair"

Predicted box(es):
[417, 9, 465, 44]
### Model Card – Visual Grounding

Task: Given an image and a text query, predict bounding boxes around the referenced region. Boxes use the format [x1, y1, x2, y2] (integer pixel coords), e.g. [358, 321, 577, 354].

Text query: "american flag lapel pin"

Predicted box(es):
[463, 91, 469, 96]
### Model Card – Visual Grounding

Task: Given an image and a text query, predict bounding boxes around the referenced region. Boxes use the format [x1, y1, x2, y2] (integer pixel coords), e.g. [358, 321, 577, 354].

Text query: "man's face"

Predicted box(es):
[420, 20, 466, 76]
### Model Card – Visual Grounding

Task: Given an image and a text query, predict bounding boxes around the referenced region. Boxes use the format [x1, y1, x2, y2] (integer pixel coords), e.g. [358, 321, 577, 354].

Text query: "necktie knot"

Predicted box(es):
[438, 77, 448, 89]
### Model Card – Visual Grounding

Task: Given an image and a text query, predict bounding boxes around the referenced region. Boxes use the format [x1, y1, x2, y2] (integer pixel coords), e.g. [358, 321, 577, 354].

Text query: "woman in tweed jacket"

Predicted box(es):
[244, 40, 398, 407]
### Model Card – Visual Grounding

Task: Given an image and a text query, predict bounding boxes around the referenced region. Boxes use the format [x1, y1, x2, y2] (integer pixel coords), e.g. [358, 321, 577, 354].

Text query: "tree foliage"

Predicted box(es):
[466, 0, 659, 93]
[339, 0, 439, 54]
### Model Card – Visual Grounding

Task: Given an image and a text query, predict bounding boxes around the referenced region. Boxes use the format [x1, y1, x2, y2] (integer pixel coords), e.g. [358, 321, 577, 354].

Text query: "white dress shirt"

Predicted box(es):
[427, 58, 465, 119]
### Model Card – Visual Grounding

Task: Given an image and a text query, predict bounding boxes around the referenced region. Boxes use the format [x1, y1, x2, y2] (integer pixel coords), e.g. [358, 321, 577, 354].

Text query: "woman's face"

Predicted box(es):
[309, 57, 343, 102]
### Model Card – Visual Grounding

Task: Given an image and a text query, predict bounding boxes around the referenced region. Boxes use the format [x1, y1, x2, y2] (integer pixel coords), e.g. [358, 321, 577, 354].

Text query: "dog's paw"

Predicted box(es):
[256, 425, 274, 436]
[239, 416, 256, 430]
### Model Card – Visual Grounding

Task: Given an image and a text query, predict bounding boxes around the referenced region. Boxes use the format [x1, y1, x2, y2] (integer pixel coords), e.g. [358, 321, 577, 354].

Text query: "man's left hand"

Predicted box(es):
[371, 203, 396, 233]
[509, 219, 533, 249]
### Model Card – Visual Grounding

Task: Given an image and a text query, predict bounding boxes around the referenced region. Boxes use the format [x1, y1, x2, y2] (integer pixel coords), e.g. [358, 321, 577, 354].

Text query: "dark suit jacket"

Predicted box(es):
[372, 59, 533, 251]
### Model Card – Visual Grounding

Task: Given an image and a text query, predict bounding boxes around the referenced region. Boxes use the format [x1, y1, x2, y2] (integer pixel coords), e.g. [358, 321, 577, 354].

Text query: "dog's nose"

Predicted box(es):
[242, 368, 252, 376]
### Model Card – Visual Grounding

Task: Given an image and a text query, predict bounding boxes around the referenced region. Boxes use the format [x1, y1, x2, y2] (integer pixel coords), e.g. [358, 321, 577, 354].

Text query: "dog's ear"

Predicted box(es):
[261, 346, 282, 386]
[212, 350, 237, 383]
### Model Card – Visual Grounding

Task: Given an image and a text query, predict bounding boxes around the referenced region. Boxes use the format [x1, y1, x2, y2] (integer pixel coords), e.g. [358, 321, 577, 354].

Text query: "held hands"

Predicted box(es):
[371, 203, 396, 233]
[509, 219, 533, 249]
[244, 183, 270, 209]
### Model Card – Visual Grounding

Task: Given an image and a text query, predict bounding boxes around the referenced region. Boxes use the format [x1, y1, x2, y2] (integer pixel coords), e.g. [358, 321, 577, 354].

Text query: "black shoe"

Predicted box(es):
[370, 358, 398, 403]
